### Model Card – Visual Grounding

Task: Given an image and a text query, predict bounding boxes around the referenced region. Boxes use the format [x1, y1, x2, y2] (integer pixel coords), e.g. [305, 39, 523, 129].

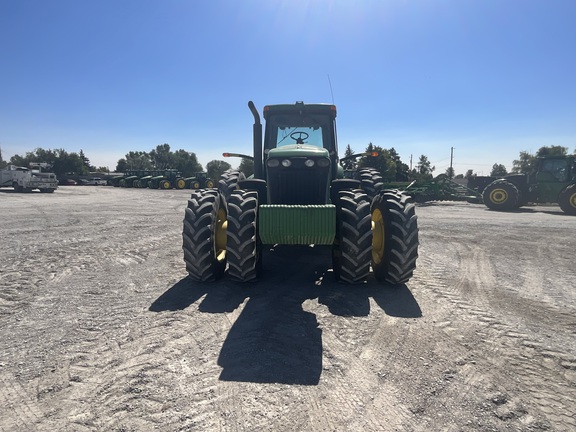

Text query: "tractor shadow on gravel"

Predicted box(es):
[149, 245, 421, 385]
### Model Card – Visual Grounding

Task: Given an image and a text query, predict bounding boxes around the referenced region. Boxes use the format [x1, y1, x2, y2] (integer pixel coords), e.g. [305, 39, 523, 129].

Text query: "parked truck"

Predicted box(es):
[0, 164, 58, 193]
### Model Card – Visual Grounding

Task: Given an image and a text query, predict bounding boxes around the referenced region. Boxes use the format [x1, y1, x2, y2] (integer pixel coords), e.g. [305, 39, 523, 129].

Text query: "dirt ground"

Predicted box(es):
[1, 186, 575, 432]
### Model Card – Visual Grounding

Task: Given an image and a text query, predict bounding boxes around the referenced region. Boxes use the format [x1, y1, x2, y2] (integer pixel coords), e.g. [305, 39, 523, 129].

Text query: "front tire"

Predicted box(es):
[482, 180, 519, 211]
[160, 179, 171, 189]
[226, 190, 261, 281]
[182, 189, 227, 281]
[371, 190, 419, 285]
[559, 184, 576, 215]
[332, 189, 372, 284]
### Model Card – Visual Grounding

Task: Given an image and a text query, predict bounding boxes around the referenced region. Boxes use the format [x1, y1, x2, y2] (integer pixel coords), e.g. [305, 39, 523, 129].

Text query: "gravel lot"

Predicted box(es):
[1, 186, 575, 431]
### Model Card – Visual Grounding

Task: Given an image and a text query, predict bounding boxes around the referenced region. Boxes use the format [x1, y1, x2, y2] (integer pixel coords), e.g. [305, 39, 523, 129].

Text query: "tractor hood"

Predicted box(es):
[267, 144, 329, 158]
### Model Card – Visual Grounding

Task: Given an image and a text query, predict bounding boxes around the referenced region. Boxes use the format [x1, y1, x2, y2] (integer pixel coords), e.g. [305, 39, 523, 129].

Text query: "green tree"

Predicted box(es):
[172, 149, 202, 177]
[490, 163, 508, 177]
[414, 155, 435, 180]
[0, 147, 6, 169]
[51, 149, 88, 176]
[445, 167, 455, 178]
[9, 147, 88, 177]
[149, 143, 173, 169]
[341, 144, 357, 171]
[79, 149, 95, 171]
[238, 158, 254, 177]
[358, 143, 397, 180]
[206, 160, 231, 180]
[115, 158, 127, 172]
[464, 169, 474, 179]
[512, 151, 535, 174]
[388, 147, 409, 181]
[536, 145, 568, 157]
[122, 151, 153, 170]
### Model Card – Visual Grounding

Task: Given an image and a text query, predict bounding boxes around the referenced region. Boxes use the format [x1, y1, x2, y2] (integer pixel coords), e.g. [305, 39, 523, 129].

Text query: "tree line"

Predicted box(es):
[2, 143, 573, 181]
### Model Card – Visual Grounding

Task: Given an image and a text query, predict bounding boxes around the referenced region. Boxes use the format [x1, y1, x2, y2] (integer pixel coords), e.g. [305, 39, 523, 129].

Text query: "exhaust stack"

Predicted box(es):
[248, 101, 263, 179]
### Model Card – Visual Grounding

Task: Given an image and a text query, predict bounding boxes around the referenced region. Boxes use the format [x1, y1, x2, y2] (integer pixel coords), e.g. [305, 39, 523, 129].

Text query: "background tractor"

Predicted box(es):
[480, 155, 576, 215]
[182, 101, 419, 284]
[148, 169, 184, 189]
[181, 172, 215, 189]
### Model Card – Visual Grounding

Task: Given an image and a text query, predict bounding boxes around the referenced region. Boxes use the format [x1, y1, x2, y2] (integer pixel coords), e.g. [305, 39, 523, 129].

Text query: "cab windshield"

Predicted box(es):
[266, 112, 332, 150]
[276, 126, 324, 148]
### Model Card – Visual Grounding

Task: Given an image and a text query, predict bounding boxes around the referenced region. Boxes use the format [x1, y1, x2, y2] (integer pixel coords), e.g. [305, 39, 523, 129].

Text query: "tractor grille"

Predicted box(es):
[267, 161, 330, 205]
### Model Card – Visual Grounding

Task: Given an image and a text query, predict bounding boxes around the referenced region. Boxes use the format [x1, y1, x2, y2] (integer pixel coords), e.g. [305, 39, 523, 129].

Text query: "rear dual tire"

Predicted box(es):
[182, 189, 227, 281]
[371, 190, 419, 284]
[332, 189, 372, 284]
[226, 190, 261, 282]
[219, 169, 246, 200]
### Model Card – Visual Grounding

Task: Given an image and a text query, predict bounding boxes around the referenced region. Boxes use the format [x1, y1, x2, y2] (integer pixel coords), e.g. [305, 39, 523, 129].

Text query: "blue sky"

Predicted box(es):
[1, 0, 575, 176]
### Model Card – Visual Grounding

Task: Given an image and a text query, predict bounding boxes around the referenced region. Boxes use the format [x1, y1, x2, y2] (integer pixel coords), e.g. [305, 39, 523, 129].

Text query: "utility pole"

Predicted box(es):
[449, 147, 454, 179]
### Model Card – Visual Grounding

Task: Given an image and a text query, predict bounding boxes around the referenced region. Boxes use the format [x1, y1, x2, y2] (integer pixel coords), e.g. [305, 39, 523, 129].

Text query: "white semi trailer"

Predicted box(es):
[0, 164, 58, 193]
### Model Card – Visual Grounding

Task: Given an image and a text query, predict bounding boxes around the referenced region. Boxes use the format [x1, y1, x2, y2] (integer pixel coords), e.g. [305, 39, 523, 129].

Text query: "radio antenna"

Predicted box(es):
[327, 74, 335, 104]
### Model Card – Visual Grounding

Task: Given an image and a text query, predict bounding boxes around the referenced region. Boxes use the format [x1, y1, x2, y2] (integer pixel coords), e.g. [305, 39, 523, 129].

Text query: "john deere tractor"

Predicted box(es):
[148, 170, 183, 189]
[180, 172, 215, 189]
[182, 101, 419, 284]
[482, 155, 576, 215]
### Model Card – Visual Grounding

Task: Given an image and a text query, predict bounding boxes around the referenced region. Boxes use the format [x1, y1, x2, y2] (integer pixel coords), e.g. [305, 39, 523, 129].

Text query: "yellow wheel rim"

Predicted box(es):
[489, 188, 508, 204]
[177, 179, 186, 189]
[193, 181, 200, 189]
[206, 180, 215, 188]
[215, 208, 227, 262]
[371, 208, 385, 265]
[570, 192, 576, 208]
[163, 182, 170, 189]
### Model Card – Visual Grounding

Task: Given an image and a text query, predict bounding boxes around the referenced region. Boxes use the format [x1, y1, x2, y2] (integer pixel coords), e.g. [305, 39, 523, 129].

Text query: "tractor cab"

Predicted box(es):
[261, 102, 338, 205]
[531, 156, 575, 204]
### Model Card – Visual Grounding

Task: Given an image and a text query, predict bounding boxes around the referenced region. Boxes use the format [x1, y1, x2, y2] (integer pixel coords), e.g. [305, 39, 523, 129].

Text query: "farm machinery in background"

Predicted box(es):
[109, 169, 216, 190]
[367, 174, 482, 204]
[182, 100, 419, 284]
[0, 163, 58, 193]
[468, 155, 576, 215]
[179, 172, 215, 189]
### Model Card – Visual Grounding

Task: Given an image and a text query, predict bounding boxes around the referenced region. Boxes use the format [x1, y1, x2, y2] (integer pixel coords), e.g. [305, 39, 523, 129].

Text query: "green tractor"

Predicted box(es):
[182, 101, 419, 284]
[482, 155, 576, 215]
[134, 173, 154, 188]
[148, 170, 184, 189]
[182, 172, 215, 189]
[120, 175, 140, 188]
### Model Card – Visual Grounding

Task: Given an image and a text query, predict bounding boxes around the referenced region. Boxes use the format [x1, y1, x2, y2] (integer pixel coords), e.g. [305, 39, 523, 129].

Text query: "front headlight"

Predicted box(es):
[281, 159, 292, 167]
[317, 158, 330, 167]
[267, 159, 279, 168]
[304, 159, 315, 167]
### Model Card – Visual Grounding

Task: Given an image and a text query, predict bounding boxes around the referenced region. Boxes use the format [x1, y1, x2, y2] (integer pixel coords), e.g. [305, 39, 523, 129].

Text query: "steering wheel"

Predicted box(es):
[290, 131, 309, 144]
